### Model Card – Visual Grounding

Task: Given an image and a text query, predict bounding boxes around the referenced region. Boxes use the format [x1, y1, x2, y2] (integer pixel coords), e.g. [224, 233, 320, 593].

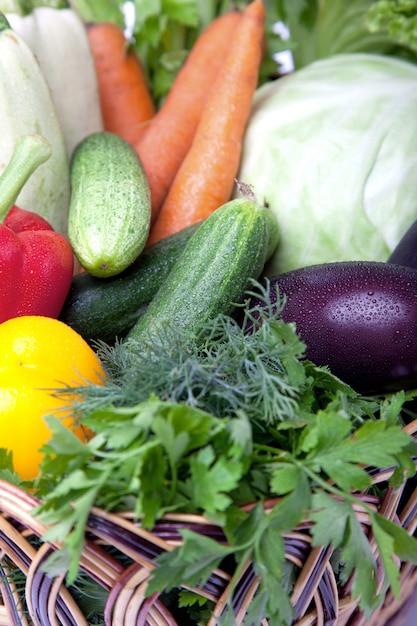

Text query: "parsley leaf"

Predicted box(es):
[184, 446, 244, 515]
[310, 491, 380, 614]
[147, 528, 235, 595]
[300, 413, 411, 492]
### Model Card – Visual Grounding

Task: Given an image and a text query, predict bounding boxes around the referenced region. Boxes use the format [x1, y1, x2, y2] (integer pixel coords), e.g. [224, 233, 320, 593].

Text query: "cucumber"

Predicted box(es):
[68, 131, 151, 277]
[126, 197, 279, 348]
[59, 223, 201, 344]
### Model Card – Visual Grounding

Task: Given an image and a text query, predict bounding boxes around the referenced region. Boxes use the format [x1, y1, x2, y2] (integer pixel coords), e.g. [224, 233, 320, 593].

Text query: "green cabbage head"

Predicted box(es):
[237, 53, 417, 275]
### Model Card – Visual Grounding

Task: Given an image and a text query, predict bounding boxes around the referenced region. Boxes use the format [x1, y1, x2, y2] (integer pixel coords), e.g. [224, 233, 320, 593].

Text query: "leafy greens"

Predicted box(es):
[365, 0, 417, 54]
[272, 0, 417, 70]
[24, 283, 417, 625]
[3, 0, 417, 102]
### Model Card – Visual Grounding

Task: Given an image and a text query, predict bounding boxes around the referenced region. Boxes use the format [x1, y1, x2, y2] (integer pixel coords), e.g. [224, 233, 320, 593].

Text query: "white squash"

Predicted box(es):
[6, 7, 104, 159]
[0, 12, 70, 235]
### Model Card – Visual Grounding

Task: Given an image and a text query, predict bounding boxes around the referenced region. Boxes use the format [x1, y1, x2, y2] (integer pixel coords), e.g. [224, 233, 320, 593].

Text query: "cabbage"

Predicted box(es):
[237, 53, 417, 275]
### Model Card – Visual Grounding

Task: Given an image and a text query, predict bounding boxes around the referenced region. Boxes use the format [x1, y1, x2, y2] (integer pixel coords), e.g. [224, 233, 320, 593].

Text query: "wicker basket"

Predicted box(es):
[0, 419, 416, 626]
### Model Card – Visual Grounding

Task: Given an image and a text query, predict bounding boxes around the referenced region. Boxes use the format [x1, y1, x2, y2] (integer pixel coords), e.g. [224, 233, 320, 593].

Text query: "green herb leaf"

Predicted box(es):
[375, 513, 417, 564]
[371, 513, 402, 599]
[0, 449, 22, 485]
[185, 446, 244, 515]
[310, 490, 380, 613]
[269, 463, 303, 495]
[147, 528, 234, 594]
[38, 485, 102, 583]
[274, 0, 417, 71]
[42, 414, 91, 457]
[338, 419, 412, 468]
[69, 0, 123, 24]
[300, 413, 412, 492]
[136, 445, 167, 526]
[366, 0, 417, 53]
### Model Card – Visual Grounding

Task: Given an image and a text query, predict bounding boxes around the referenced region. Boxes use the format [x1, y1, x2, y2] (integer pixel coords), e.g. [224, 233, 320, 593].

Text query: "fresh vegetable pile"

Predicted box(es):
[0, 1, 417, 625]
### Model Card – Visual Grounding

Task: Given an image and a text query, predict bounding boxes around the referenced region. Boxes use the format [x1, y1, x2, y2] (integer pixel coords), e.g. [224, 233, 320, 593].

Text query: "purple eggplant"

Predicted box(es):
[248, 261, 417, 394]
[388, 221, 417, 269]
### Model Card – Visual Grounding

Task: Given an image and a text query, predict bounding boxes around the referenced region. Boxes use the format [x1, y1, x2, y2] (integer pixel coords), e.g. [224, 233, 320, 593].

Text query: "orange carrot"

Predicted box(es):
[147, 0, 266, 245]
[134, 9, 242, 223]
[87, 22, 155, 145]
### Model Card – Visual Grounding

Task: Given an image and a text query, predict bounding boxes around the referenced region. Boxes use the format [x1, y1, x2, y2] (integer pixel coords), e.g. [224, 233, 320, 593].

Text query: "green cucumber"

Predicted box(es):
[59, 223, 201, 344]
[126, 197, 279, 349]
[68, 131, 151, 277]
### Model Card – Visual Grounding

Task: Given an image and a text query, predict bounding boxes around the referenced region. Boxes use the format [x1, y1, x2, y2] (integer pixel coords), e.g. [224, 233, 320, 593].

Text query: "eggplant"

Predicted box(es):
[388, 220, 417, 269]
[248, 261, 417, 395]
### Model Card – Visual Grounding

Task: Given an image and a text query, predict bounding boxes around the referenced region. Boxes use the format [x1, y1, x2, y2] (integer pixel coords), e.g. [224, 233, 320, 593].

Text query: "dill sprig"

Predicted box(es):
[70, 281, 357, 428]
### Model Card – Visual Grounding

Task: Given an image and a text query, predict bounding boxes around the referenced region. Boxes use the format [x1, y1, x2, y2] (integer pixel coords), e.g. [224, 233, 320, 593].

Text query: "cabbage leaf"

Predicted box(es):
[237, 53, 417, 274]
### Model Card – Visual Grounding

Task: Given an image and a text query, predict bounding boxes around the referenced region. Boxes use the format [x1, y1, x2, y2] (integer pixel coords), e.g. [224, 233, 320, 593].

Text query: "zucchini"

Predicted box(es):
[126, 197, 279, 348]
[5, 7, 103, 159]
[59, 223, 201, 344]
[68, 131, 151, 277]
[0, 12, 70, 235]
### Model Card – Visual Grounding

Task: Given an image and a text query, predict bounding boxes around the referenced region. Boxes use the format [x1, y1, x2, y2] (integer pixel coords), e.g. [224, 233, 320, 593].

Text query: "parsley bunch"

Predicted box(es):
[28, 284, 417, 624]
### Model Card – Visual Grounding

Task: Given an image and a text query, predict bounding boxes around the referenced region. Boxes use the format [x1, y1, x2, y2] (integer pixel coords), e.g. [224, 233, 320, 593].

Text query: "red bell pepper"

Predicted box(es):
[0, 135, 74, 324]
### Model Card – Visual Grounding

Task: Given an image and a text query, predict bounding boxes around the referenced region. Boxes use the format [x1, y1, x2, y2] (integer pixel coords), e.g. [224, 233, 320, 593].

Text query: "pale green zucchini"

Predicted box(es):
[0, 12, 70, 235]
[5, 7, 104, 159]
[68, 131, 151, 277]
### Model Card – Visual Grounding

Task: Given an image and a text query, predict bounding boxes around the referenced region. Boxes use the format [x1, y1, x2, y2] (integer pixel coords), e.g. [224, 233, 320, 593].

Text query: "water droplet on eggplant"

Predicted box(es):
[247, 261, 417, 395]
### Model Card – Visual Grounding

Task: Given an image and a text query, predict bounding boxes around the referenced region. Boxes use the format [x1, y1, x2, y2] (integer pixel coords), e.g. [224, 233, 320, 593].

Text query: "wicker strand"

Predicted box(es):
[25, 543, 88, 626]
[0, 552, 29, 626]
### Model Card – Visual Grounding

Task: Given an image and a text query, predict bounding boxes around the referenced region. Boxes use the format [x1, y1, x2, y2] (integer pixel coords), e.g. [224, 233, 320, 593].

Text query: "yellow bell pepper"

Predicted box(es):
[0, 315, 106, 479]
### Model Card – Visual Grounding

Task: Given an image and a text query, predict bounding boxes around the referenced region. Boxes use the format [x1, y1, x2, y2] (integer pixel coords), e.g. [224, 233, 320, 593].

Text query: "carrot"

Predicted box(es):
[134, 9, 242, 223]
[146, 0, 266, 245]
[87, 22, 155, 145]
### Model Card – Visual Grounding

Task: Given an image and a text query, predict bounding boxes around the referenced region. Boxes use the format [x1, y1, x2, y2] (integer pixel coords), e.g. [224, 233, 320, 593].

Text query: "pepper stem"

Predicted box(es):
[0, 134, 51, 222]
